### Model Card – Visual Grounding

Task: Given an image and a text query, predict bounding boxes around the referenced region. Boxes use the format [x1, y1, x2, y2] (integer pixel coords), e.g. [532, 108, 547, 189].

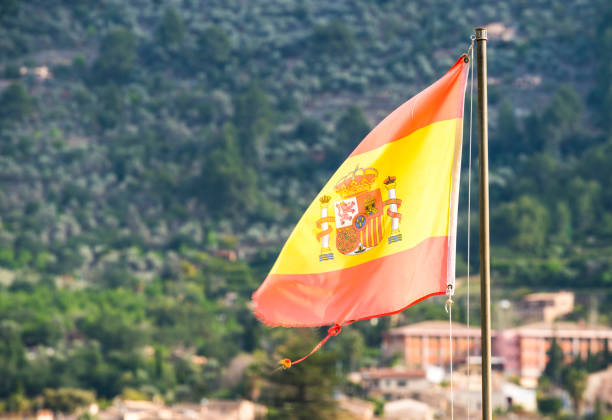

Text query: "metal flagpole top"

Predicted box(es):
[475, 27, 488, 41]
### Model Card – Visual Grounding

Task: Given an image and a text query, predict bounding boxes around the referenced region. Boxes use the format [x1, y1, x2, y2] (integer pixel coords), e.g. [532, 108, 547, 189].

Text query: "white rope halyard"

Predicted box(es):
[445, 36, 475, 420]
[446, 292, 455, 420]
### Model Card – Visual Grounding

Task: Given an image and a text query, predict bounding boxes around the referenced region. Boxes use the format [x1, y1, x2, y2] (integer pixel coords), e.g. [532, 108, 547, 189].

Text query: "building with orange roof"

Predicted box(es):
[497, 322, 612, 387]
[518, 291, 574, 323]
[383, 321, 483, 369]
[384, 320, 612, 388]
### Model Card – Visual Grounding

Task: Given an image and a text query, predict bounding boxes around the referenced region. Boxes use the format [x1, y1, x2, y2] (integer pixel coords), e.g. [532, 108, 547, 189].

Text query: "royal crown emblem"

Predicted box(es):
[334, 166, 378, 198]
[316, 166, 403, 261]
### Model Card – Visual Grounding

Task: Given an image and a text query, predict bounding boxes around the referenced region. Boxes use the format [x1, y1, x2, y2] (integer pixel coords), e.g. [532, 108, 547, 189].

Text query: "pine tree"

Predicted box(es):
[0, 82, 32, 123]
[327, 105, 370, 168]
[157, 8, 184, 50]
[543, 335, 564, 385]
[201, 123, 258, 217]
[93, 28, 137, 84]
[541, 85, 583, 156]
[564, 368, 587, 419]
[0, 321, 26, 398]
[494, 99, 521, 159]
[336, 105, 370, 154]
[260, 330, 340, 420]
[233, 84, 273, 163]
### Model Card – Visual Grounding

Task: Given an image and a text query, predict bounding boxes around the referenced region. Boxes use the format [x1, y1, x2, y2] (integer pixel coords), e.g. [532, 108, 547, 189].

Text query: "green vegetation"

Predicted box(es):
[260, 331, 340, 420]
[0, 0, 610, 416]
[538, 338, 612, 419]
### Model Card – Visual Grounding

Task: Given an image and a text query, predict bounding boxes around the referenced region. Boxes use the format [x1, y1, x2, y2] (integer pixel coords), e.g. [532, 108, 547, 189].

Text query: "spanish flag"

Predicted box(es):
[253, 56, 469, 332]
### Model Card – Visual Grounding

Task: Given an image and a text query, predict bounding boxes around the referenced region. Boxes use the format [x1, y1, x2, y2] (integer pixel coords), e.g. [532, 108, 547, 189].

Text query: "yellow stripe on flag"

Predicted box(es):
[271, 117, 461, 276]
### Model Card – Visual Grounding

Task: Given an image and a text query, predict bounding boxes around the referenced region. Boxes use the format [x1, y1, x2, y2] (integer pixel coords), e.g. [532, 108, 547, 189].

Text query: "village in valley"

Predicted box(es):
[12, 289, 612, 420]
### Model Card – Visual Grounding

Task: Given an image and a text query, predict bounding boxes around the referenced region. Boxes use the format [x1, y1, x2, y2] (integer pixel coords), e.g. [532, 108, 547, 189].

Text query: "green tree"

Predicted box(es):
[593, 399, 606, 420]
[604, 339, 611, 365]
[5, 391, 30, 414]
[311, 21, 355, 56]
[93, 28, 137, 83]
[536, 395, 562, 418]
[78, 309, 147, 352]
[0, 321, 25, 398]
[260, 331, 339, 420]
[43, 388, 95, 414]
[493, 100, 522, 159]
[0, 0, 19, 19]
[333, 105, 370, 161]
[334, 328, 364, 372]
[294, 117, 324, 146]
[551, 201, 572, 247]
[200, 123, 258, 217]
[0, 82, 32, 123]
[541, 85, 583, 156]
[567, 177, 601, 234]
[233, 84, 273, 162]
[493, 195, 549, 253]
[3, 63, 20, 79]
[580, 139, 612, 215]
[197, 26, 231, 66]
[96, 83, 123, 130]
[563, 368, 588, 419]
[524, 110, 545, 153]
[157, 8, 184, 50]
[591, 4, 612, 135]
[95, 262, 139, 290]
[543, 335, 564, 385]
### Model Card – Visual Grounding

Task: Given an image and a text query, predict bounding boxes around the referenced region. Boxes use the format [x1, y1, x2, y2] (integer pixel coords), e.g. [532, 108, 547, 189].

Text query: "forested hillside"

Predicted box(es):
[0, 0, 610, 413]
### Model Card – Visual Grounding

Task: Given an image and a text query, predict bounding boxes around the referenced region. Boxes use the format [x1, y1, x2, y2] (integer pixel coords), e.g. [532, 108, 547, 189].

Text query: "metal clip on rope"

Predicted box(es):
[445, 284, 454, 313]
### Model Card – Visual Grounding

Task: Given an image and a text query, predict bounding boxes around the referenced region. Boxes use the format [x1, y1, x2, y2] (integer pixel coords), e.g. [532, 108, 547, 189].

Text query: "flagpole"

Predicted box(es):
[475, 27, 492, 420]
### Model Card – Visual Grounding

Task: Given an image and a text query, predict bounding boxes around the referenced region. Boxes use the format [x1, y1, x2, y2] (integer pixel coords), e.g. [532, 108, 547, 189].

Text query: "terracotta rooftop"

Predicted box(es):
[361, 368, 426, 379]
[523, 291, 572, 301]
[386, 320, 611, 339]
[505, 322, 612, 338]
[385, 321, 482, 337]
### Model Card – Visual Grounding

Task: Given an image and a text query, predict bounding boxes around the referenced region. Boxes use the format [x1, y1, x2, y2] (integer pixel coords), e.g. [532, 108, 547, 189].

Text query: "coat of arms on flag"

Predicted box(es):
[317, 167, 402, 261]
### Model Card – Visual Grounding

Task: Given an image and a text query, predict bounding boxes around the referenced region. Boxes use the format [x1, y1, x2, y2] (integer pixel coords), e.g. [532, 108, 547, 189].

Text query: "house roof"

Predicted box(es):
[386, 320, 612, 339]
[523, 291, 572, 302]
[385, 321, 482, 337]
[361, 368, 426, 379]
[503, 322, 612, 339]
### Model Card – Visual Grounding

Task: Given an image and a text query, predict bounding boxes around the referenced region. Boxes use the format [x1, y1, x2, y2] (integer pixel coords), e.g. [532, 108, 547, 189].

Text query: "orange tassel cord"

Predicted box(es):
[278, 323, 344, 369]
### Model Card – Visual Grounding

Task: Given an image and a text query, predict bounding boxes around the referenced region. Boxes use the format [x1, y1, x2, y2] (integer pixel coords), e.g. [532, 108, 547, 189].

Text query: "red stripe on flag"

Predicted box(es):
[253, 236, 449, 327]
[349, 56, 468, 158]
